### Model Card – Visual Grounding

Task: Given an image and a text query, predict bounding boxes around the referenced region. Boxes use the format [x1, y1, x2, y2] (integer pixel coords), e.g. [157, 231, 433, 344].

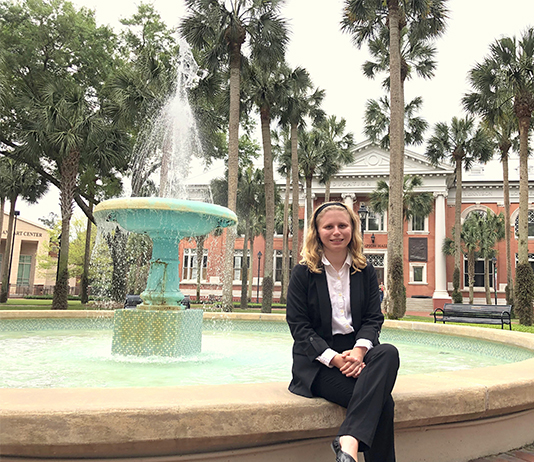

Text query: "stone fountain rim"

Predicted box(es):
[93, 197, 237, 223]
[2, 312, 534, 461]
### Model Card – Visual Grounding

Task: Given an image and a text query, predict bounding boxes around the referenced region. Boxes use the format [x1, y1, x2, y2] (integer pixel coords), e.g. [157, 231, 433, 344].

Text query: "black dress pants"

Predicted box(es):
[311, 334, 399, 462]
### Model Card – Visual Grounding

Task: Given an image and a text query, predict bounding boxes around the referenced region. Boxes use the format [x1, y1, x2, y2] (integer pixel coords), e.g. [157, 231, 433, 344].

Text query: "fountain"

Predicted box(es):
[90, 40, 236, 358]
[93, 198, 236, 357]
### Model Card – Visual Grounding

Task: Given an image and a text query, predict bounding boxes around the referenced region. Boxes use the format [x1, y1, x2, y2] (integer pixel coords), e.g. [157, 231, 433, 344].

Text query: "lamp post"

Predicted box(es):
[492, 256, 497, 305]
[7, 211, 20, 296]
[256, 251, 262, 304]
[358, 204, 369, 238]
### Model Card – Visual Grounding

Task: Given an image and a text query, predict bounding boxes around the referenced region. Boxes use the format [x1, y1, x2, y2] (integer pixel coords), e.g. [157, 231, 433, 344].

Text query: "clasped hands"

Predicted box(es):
[331, 346, 367, 378]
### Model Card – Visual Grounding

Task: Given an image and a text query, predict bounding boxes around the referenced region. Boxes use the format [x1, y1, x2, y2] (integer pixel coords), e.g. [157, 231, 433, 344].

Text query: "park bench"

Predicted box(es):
[433, 303, 512, 330]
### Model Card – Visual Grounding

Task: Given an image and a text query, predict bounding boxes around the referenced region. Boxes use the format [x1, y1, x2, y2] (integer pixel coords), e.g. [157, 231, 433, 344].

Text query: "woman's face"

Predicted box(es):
[317, 208, 353, 256]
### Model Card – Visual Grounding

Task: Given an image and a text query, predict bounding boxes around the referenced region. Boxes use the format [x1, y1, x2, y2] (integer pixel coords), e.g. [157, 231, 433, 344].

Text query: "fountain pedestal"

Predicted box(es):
[112, 308, 203, 357]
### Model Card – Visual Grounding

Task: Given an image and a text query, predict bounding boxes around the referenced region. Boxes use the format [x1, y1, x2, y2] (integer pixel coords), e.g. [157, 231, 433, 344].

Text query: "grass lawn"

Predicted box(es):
[0, 299, 90, 310]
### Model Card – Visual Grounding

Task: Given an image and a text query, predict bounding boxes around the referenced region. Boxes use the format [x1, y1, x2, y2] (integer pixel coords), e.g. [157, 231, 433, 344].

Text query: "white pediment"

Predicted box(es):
[335, 140, 453, 178]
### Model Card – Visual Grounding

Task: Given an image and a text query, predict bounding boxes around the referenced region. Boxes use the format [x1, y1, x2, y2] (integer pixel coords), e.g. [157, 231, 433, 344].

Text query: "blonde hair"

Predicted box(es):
[300, 201, 367, 274]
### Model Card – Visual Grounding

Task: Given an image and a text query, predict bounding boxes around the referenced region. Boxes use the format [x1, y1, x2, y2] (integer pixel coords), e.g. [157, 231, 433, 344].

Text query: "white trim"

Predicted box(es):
[409, 262, 427, 284]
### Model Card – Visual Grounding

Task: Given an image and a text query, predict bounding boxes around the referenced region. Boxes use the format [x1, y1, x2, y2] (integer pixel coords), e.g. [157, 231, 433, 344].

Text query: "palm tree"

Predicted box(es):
[0, 159, 48, 302]
[298, 128, 327, 226]
[278, 66, 325, 272]
[236, 166, 264, 309]
[273, 127, 292, 303]
[465, 29, 534, 325]
[342, 0, 448, 319]
[426, 116, 493, 304]
[247, 61, 288, 313]
[364, 95, 428, 149]
[317, 115, 355, 201]
[479, 212, 505, 304]
[443, 213, 483, 304]
[463, 62, 518, 308]
[180, 0, 288, 312]
[369, 175, 434, 223]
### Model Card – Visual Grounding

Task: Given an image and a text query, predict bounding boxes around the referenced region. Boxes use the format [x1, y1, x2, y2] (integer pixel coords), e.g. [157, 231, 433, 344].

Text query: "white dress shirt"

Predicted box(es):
[316, 254, 374, 367]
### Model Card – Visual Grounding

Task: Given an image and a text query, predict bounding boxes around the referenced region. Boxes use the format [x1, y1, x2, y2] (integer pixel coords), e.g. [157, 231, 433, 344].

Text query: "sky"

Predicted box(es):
[16, 0, 534, 225]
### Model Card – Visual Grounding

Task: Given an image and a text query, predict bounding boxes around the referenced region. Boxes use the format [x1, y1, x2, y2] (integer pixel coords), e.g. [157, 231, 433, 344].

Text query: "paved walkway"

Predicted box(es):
[468, 443, 534, 461]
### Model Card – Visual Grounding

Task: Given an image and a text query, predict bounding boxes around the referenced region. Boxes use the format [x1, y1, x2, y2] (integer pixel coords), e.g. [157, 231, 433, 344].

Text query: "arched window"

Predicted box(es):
[514, 210, 534, 238]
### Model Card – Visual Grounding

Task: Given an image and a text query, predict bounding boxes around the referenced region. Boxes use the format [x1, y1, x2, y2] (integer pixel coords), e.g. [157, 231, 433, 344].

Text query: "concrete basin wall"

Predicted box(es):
[1, 311, 534, 462]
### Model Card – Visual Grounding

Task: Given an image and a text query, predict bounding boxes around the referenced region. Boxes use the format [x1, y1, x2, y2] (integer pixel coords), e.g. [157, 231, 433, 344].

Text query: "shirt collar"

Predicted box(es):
[322, 253, 352, 268]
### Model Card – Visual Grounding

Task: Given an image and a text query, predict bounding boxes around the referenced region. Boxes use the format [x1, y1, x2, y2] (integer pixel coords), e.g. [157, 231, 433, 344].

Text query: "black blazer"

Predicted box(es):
[286, 262, 384, 398]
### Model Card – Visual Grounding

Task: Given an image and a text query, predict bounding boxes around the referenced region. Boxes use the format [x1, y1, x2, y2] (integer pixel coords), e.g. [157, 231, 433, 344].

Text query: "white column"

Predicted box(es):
[342, 193, 356, 210]
[433, 192, 450, 300]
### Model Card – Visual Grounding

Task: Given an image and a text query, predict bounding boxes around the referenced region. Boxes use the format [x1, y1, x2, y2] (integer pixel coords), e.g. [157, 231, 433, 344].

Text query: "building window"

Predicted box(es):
[365, 212, 385, 232]
[233, 250, 250, 281]
[366, 253, 385, 285]
[182, 248, 207, 281]
[464, 259, 494, 288]
[274, 250, 293, 283]
[514, 210, 534, 238]
[409, 262, 427, 284]
[410, 214, 427, 232]
[17, 255, 32, 287]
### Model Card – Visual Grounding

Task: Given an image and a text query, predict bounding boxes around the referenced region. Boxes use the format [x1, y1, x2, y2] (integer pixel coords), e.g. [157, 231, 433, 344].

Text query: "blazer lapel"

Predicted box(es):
[315, 271, 333, 341]
[350, 270, 363, 329]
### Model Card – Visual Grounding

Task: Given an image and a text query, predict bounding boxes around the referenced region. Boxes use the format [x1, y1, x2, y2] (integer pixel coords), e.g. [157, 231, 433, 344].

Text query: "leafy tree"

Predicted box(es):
[0, 160, 48, 302]
[342, 0, 448, 319]
[426, 116, 493, 304]
[0, 0, 129, 309]
[181, 0, 288, 312]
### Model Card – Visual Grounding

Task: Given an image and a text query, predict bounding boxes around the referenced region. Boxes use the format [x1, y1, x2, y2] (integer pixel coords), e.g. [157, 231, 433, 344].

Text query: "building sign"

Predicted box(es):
[2, 230, 43, 237]
[409, 238, 427, 262]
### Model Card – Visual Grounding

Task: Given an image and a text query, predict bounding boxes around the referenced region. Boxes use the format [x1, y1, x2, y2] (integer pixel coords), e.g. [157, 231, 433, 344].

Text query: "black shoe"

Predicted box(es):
[331, 436, 357, 462]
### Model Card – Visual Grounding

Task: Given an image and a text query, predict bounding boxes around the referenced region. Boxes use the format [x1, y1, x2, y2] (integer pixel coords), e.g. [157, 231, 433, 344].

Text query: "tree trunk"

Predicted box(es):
[290, 122, 300, 266]
[106, 227, 128, 303]
[454, 156, 464, 290]
[517, 115, 530, 265]
[280, 172, 291, 304]
[261, 105, 275, 313]
[248, 234, 254, 302]
[240, 218, 250, 309]
[386, 0, 406, 319]
[53, 150, 80, 310]
[80, 201, 94, 305]
[221, 42, 242, 312]
[468, 251, 475, 304]
[515, 113, 534, 325]
[305, 175, 313, 227]
[0, 197, 17, 303]
[324, 179, 331, 202]
[0, 197, 7, 299]
[484, 257, 491, 304]
[195, 235, 205, 302]
[502, 151, 513, 304]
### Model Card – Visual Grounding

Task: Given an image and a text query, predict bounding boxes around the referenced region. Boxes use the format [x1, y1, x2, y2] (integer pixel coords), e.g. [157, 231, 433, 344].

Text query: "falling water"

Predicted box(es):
[130, 38, 207, 200]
